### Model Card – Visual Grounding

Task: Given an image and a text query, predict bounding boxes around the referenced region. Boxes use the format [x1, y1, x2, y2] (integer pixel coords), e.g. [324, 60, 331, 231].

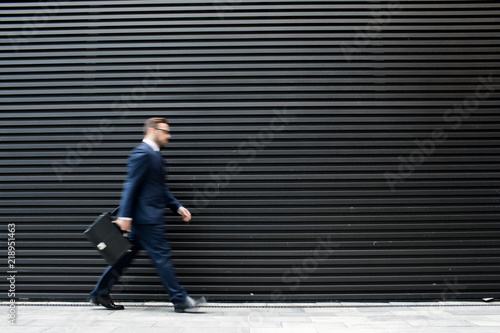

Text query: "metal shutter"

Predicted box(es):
[1, 0, 499, 302]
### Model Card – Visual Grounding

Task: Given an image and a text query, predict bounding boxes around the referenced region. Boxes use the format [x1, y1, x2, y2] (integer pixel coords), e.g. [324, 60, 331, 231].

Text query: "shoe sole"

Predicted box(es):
[175, 306, 200, 313]
[90, 298, 124, 310]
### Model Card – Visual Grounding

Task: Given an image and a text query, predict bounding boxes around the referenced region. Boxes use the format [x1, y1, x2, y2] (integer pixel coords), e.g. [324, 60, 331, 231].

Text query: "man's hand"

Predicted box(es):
[178, 207, 192, 223]
[115, 218, 132, 232]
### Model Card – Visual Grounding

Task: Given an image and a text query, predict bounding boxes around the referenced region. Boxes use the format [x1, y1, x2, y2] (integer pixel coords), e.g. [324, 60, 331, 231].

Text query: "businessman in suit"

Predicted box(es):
[90, 117, 206, 312]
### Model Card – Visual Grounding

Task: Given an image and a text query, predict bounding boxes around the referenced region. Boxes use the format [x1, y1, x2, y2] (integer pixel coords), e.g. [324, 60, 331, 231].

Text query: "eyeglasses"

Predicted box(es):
[155, 128, 171, 134]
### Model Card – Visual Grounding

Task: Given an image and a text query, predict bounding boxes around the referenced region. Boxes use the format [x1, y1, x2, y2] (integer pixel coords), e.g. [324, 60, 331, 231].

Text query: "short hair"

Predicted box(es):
[143, 117, 168, 135]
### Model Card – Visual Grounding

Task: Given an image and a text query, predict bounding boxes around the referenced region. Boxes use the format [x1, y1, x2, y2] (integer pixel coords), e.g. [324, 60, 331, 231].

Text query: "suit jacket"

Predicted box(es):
[118, 142, 181, 225]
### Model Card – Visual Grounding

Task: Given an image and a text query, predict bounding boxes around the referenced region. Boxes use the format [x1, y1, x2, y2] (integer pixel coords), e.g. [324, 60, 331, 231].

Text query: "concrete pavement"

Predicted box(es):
[1, 301, 500, 333]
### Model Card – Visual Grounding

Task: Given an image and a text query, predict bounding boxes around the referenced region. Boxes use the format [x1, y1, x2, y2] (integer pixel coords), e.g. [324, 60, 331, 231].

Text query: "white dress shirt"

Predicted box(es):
[142, 139, 160, 152]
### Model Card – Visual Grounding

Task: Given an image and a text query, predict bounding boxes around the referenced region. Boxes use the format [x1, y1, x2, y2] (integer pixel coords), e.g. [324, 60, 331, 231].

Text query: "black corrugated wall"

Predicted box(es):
[1, 0, 499, 302]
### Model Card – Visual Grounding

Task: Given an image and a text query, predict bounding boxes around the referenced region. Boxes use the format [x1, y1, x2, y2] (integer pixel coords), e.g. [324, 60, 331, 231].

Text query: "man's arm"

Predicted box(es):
[165, 186, 181, 213]
[165, 187, 191, 223]
[116, 150, 149, 231]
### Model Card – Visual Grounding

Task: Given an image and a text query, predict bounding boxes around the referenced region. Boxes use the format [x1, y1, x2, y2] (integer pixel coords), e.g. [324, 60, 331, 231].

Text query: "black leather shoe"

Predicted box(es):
[174, 296, 206, 313]
[90, 294, 124, 310]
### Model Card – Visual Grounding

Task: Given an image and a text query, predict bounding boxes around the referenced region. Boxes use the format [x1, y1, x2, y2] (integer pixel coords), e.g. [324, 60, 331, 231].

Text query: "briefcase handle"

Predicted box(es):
[111, 206, 120, 216]
[108, 207, 128, 236]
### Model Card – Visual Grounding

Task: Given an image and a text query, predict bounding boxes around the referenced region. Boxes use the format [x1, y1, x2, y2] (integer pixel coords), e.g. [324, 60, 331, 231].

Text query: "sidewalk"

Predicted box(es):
[1, 301, 500, 333]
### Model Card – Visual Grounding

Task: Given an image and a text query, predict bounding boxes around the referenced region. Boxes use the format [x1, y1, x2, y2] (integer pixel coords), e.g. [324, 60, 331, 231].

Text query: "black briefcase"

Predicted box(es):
[84, 209, 132, 266]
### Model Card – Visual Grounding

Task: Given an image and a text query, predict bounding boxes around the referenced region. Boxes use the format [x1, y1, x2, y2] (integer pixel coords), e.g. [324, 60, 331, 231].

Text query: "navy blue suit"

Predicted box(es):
[120, 142, 181, 225]
[90, 142, 188, 305]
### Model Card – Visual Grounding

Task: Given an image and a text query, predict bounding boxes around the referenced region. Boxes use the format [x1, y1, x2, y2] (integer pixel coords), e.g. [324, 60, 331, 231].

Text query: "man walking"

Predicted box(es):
[90, 117, 206, 312]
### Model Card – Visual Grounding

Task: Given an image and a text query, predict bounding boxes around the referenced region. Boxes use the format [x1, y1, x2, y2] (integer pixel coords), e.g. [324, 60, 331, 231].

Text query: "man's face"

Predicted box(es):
[154, 123, 171, 148]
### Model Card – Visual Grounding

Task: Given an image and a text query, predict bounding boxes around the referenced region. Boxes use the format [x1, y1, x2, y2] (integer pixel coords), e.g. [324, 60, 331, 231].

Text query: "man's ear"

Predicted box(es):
[145, 127, 156, 137]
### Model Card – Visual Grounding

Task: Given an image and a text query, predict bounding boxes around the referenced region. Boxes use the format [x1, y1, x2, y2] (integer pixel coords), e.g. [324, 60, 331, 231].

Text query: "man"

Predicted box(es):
[90, 117, 206, 312]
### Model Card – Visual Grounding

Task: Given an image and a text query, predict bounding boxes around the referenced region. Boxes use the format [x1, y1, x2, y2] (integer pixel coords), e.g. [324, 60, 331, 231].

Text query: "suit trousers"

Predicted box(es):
[90, 224, 188, 306]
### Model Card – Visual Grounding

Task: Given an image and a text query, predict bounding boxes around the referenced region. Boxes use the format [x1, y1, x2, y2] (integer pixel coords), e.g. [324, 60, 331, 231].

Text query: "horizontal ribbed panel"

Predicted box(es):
[1, 0, 499, 302]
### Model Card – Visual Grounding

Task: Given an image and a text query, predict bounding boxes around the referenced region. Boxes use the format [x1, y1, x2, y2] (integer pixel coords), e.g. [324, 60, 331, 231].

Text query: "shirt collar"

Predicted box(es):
[142, 139, 160, 152]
